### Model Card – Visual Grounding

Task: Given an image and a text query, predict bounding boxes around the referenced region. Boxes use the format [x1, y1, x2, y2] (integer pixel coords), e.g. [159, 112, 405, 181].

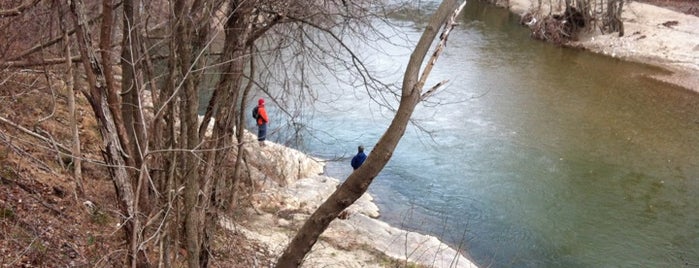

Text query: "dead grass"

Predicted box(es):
[209, 228, 275, 267]
[0, 71, 124, 267]
[0, 68, 276, 266]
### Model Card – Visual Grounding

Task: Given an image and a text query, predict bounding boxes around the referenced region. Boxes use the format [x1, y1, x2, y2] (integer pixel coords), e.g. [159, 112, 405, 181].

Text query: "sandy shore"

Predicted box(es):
[507, 0, 699, 92]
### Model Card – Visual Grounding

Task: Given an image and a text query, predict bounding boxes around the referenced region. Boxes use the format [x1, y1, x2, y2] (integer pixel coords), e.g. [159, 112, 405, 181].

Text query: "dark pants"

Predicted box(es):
[257, 123, 267, 141]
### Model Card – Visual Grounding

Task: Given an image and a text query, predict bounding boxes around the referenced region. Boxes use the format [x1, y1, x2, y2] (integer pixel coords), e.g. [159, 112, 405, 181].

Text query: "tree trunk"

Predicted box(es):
[605, 0, 624, 36]
[230, 46, 255, 209]
[68, 0, 146, 266]
[120, 0, 150, 213]
[154, 2, 182, 264]
[275, 0, 463, 266]
[204, 1, 254, 210]
[616, 0, 624, 36]
[60, 3, 83, 197]
[171, 0, 205, 266]
[100, 0, 135, 169]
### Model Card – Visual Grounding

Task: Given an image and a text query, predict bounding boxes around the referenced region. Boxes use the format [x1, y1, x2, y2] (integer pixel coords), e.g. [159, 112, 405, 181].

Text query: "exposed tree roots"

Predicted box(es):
[521, 7, 587, 45]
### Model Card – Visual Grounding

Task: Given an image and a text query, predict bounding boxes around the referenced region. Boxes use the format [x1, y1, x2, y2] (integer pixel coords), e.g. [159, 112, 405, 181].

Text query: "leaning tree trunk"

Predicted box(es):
[99, 0, 136, 170]
[275, 0, 466, 266]
[195, 4, 254, 266]
[68, 0, 146, 266]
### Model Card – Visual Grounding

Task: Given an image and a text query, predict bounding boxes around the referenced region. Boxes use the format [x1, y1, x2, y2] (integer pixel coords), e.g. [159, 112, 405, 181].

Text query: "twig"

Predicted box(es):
[35, 127, 66, 170]
[0, 128, 106, 167]
[7, 228, 48, 267]
[0, 170, 66, 217]
[0, 0, 40, 18]
[243, 149, 263, 215]
[0, 56, 82, 68]
[8, 8, 106, 61]
[0, 174, 37, 194]
[0, 115, 71, 153]
[0, 130, 53, 172]
[420, 80, 449, 101]
[92, 249, 127, 268]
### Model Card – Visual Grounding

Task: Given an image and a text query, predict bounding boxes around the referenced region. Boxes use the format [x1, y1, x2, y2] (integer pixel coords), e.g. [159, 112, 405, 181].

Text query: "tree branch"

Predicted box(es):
[245, 13, 284, 46]
[420, 80, 449, 101]
[0, 115, 72, 153]
[275, 13, 392, 103]
[7, 12, 104, 61]
[0, 56, 82, 68]
[415, 1, 467, 96]
[0, 0, 40, 18]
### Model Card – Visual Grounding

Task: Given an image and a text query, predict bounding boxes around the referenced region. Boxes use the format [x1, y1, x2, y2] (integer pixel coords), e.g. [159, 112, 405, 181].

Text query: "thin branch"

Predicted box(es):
[35, 67, 57, 125]
[415, 1, 467, 96]
[8, 13, 105, 61]
[420, 80, 448, 101]
[245, 13, 284, 46]
[0, 0, 40, 18]
[0, 130, 53, 174]
[7, 229, 48, 267]
[0, 115, 71, 153]
[277, 12, 390, 94]
[0, 56, 82, 68]
[0, 127, 106, 168]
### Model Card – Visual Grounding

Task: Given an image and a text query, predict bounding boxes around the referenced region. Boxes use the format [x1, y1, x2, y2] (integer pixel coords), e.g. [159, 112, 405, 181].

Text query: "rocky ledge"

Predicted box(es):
[220, 133, 478, 267]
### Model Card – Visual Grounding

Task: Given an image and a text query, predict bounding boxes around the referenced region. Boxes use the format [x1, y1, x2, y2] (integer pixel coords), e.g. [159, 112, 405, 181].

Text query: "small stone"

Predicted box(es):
[277, 218, 290, 227]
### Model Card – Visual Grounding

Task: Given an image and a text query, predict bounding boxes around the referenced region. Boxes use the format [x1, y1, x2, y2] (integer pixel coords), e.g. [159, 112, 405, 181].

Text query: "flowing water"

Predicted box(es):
[261, 1, 699, 267]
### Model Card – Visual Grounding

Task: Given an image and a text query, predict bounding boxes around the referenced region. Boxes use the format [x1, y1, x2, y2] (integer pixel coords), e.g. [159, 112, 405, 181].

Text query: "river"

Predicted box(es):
[261, 1, 699, 267]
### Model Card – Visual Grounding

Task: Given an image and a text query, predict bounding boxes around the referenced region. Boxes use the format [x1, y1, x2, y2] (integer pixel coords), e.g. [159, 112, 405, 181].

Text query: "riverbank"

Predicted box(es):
[506, 0, 699, 92]
[228, 2, 699, 267]
[228, 132, 478, 267]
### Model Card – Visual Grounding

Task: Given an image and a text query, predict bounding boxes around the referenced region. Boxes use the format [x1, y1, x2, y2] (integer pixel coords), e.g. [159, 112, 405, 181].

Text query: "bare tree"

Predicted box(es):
[2, 0, 440, 266]
[525, 0, 625, 43]
[603, 0, 624, 36]
[276, 0, 467, 266]
[67, 0, 149, 266]
[59, 1, 83, 196]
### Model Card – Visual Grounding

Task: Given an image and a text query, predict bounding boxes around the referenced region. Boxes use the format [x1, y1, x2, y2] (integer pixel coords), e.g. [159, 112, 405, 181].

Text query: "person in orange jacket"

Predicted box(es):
[253, 98, 269, 146]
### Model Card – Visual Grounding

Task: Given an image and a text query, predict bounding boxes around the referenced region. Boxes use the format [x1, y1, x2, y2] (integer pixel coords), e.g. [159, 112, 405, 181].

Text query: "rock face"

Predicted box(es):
[224, 137, 478, 267]
[243, 137, 325, 187]
[326, 214, 475, 268]
[279, 176, 380, 218]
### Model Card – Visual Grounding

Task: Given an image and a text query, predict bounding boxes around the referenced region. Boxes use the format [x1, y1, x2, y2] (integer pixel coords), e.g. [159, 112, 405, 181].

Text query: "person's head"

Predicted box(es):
[358, 145, 364, 153]
[258, 98, 265, 105]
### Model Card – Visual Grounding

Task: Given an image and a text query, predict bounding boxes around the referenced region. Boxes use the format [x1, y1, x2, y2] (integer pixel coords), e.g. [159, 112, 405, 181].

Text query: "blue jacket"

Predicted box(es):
[351, 152, 367, 170]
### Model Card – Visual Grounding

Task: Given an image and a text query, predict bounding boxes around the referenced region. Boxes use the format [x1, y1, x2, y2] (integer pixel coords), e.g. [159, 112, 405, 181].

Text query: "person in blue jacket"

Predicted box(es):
[351, 145, 367, 170]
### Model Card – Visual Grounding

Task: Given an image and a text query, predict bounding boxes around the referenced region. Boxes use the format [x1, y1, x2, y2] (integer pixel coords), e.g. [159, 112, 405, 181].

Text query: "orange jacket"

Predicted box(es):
[257, 105, 268, 125]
